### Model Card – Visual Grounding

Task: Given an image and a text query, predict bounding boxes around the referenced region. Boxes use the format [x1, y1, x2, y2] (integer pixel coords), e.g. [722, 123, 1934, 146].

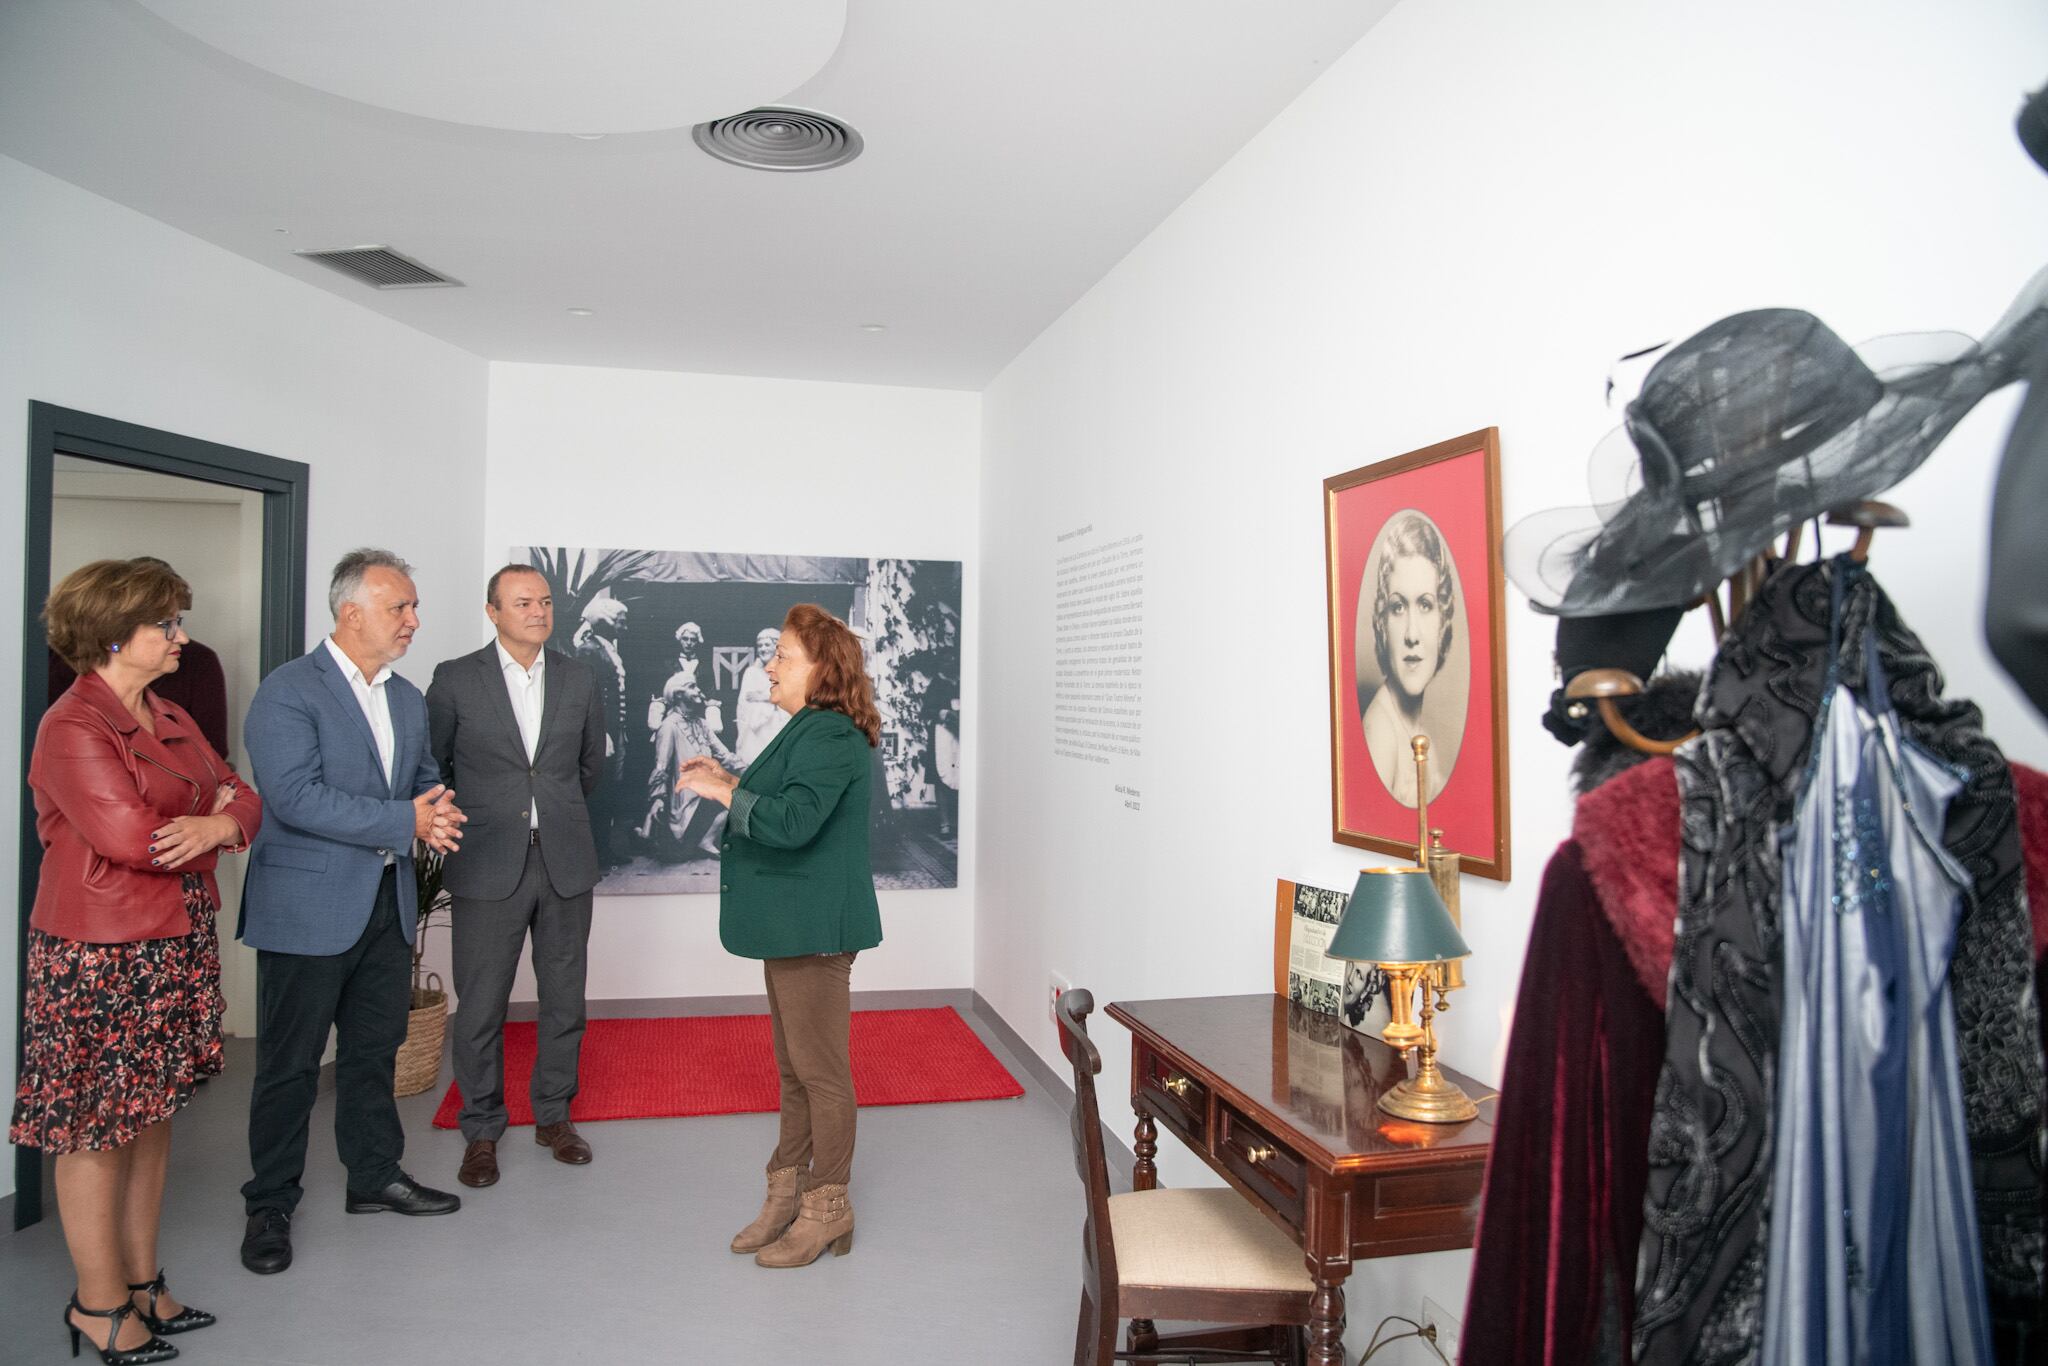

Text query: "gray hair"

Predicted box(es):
[329, 548, 414, 618]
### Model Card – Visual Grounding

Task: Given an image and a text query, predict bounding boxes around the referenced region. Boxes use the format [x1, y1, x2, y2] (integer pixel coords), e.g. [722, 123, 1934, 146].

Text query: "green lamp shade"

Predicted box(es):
[1328, 867, 1471, 963]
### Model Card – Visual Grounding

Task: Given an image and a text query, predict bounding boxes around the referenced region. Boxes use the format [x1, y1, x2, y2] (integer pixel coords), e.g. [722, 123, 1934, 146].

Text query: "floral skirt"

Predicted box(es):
[9, 875, 225, 1154]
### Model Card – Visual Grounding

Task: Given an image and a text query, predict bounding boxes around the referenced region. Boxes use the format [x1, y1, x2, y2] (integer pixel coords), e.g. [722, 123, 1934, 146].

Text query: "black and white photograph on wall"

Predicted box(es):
[516, 545, 963, 895]
[1354, 509, 1470, 807]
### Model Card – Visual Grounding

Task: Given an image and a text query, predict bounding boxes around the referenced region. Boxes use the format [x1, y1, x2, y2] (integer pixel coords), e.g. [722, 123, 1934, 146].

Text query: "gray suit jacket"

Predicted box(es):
[426, 643, 605, 901]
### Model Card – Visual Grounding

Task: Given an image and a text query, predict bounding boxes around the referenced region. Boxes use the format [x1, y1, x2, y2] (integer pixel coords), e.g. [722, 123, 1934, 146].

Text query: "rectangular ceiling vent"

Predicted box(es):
[294, 244, 462, 290]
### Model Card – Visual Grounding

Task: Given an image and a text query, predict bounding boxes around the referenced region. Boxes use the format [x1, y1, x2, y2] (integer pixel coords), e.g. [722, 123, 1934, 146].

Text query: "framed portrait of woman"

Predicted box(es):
[1324, 428, 1510, 880]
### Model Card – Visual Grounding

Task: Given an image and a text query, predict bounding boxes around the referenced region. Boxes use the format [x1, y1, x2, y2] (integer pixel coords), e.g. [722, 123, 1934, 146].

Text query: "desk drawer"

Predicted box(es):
[1135, 1045, 1208, 1143]
[1350, 1163, 1486, 1258]
[1216, 1103, 1307, 1229]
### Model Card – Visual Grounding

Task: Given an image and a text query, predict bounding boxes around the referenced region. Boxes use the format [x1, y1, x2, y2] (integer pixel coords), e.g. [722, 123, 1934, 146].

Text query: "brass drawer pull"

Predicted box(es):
[1244, 1143, 1277, 1164]
[1162, 1075, 1191, 1099]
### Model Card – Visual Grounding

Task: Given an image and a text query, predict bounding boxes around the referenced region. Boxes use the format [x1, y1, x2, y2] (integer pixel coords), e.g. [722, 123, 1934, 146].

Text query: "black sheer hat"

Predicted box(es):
[1506, 270, 2048, 616]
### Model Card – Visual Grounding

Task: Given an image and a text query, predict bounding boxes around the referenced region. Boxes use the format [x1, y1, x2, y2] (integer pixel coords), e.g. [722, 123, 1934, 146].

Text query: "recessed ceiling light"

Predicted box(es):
[859, 323, 887, 333]
[567, 307, 595, 316]
[569, 133, 606, 141]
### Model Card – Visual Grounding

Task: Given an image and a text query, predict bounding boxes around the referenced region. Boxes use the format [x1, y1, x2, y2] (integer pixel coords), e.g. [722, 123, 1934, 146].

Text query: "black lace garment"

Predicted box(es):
[1631, 559, 2045, 1364]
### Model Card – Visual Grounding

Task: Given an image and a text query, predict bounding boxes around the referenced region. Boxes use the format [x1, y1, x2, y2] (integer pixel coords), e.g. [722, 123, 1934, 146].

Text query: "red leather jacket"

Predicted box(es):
[30, 671, 263, 943]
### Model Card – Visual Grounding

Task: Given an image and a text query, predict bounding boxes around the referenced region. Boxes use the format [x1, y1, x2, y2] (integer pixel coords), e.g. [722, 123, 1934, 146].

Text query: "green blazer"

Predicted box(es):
[719, 706, 883, 960]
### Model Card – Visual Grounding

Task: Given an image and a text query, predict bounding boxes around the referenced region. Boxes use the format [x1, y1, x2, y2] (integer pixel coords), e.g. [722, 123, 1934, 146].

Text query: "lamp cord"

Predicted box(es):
[1360, 1314, 1452, 1364]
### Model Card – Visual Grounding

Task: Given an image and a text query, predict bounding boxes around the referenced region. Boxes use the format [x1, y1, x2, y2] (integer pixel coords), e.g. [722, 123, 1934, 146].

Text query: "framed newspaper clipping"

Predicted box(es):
[1272, 878, 1389, 1035]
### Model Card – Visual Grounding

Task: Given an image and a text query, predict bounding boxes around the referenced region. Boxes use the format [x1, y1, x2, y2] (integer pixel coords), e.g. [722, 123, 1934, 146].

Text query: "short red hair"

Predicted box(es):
[783, 604, 880, 747]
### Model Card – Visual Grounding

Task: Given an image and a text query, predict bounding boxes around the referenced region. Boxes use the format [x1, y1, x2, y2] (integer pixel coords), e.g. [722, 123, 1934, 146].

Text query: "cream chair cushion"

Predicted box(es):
[1107, 1187, 1316, 1293]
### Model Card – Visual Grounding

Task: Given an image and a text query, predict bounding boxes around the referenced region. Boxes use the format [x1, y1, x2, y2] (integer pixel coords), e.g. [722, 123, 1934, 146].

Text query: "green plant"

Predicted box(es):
[409, 840, 455, 1007]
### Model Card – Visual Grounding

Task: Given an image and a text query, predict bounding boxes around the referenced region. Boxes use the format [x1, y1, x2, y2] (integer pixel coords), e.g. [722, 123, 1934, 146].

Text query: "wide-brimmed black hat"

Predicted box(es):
[1506, 269, 2048, 617]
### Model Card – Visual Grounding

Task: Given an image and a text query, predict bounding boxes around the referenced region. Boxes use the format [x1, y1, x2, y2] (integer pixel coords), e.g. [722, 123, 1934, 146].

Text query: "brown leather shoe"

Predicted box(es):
[534, 1121, 593, 1165]
[457, 1140, 498, 1188]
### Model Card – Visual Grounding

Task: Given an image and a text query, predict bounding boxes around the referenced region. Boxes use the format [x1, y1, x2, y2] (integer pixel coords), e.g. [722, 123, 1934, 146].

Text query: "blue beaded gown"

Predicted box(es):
[1762, 591, 1994, 1365]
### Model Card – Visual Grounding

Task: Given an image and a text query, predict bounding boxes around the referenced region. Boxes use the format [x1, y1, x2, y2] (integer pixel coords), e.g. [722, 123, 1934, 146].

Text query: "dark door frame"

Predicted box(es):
[14, 402, 308, 1229]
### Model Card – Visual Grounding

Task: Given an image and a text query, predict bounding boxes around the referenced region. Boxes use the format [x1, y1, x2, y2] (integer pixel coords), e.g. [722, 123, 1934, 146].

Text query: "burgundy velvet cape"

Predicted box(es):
[1460, 758, 2048, 1366]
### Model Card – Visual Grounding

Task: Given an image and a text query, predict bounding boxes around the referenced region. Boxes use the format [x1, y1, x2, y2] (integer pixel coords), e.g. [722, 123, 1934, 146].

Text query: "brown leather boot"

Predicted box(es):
[754, 1183, 853, 1267]
[729, 1166, 805, 1253]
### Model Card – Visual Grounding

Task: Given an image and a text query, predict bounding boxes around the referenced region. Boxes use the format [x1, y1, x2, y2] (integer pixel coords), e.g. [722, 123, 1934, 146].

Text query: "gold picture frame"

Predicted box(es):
[1323, 428, 1510, 880]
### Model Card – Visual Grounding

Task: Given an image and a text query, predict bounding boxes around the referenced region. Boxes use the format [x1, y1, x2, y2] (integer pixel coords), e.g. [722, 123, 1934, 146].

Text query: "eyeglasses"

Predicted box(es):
[150, 616, 186, 641]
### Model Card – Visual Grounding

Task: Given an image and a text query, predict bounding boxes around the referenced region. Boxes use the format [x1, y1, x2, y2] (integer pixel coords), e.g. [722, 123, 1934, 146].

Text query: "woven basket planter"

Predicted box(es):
[394, 980, 447, 1098]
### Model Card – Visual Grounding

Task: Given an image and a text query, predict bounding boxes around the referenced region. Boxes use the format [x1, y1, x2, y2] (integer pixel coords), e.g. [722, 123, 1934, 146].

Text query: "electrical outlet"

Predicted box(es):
[1048, 970, 1073, 1025]
[1421, 1296, 1461, 1362]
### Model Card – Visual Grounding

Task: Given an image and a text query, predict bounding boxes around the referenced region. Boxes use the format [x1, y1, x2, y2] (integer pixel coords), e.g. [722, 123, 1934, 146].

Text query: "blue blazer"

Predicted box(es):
[238, 643, 441, 955]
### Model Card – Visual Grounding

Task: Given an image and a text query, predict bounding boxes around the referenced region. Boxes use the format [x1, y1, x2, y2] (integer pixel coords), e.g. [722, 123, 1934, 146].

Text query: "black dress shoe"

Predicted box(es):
[344, 1173, 462, 1216]
[239, 1210, 293, 1276]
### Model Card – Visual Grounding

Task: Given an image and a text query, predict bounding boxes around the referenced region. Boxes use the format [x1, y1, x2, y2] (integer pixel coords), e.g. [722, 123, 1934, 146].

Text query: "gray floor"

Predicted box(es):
[1, 1002, 1090, 1365]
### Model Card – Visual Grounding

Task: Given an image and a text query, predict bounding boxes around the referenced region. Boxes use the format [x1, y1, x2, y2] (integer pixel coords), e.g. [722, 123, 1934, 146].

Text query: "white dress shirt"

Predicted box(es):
[324, 636, 398, 865]
[496, 640, 545, 829]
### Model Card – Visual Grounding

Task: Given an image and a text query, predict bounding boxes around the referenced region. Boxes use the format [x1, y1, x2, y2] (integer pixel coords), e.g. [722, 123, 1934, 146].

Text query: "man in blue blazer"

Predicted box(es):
[237, 549, 468, 1275]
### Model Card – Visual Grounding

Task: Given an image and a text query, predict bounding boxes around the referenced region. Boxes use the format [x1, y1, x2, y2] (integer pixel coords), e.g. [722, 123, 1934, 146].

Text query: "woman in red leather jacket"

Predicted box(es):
[10, 559, 262, 1365]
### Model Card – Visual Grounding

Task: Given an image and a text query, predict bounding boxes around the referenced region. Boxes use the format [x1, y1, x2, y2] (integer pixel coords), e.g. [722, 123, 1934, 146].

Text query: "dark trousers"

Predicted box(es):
[764, 952, 858, 1187]
[451, 844, 593, 1140]
[243, 869, 409, 1214]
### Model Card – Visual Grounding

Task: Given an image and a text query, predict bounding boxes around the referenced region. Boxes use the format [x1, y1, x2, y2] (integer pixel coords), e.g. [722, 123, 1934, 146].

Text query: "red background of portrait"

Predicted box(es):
[1331, 444, 1499, 870]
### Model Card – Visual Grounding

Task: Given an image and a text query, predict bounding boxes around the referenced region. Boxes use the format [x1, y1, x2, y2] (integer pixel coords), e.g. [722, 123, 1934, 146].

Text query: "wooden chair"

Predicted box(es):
[1059, 989, 1313, 1366]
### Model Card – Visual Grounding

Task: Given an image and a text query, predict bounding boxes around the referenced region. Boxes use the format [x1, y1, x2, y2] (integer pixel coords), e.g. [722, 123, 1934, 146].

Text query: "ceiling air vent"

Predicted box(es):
[692, 107, 862, 172]
[294, 245, 462, 290]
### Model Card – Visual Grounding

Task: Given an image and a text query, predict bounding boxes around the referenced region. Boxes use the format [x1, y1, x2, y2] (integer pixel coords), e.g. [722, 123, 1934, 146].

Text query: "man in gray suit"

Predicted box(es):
[427, 564, 606, 1188]
[239, 549, 466, 1276]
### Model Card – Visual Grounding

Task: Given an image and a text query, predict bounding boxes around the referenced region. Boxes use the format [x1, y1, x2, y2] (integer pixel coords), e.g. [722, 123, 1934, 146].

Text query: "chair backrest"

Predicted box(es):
[1058, 988, 1119, 1300]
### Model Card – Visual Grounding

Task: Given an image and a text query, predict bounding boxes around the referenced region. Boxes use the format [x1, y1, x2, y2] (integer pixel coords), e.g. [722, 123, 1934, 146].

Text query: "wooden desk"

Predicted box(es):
[1105, 994, 1494, 1366]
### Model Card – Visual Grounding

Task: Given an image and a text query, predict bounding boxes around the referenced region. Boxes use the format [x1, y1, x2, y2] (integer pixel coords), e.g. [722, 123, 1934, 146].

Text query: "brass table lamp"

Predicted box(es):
[1405, 735, 1464, 990]
[1328, 863, 1477, 1124]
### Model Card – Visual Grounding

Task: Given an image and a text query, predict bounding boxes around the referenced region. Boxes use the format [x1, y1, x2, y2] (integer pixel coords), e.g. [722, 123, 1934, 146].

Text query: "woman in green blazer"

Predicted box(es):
[677, 604, 882, 1268]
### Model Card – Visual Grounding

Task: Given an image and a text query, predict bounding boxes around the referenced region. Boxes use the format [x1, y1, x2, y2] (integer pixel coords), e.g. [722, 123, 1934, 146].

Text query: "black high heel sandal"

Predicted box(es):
[63, 1295, 178, 1364]
[127, 1270, 215, 1335]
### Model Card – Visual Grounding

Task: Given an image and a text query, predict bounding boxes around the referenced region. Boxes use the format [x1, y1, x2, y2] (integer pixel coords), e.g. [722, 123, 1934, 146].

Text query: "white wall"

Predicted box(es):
[0, 153, 489, 1202]
[482, 364, 980, 1005]
[975, 0, 2048, 1353]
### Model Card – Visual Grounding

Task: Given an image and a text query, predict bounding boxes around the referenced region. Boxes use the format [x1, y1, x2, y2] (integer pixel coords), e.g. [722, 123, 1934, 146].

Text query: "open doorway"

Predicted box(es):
[50, 458, 266, 1042]
[14, 404, 307, 1229]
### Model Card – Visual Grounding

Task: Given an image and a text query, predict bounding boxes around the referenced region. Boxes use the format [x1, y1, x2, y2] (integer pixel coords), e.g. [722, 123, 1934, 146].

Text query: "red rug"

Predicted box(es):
[430, 1007, 1023, 1128]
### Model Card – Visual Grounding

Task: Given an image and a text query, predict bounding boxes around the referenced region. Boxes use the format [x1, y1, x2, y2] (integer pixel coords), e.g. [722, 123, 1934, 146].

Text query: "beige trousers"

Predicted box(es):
[763, 952, 858, 1186]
